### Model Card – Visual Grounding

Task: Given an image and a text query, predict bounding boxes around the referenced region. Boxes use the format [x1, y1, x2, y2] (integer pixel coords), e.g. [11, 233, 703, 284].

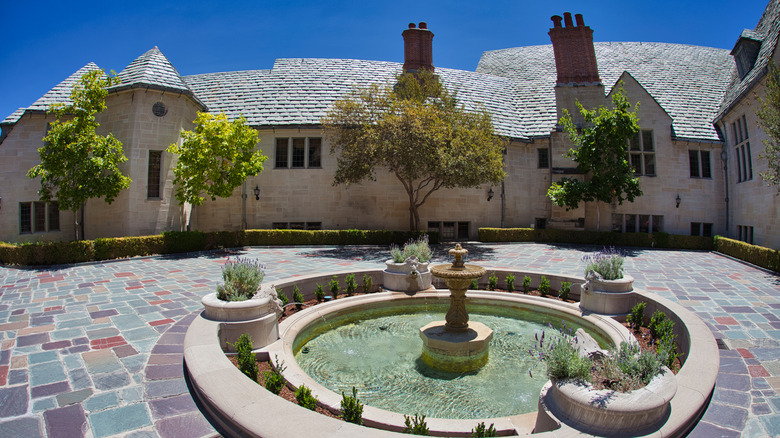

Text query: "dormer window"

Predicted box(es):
[731, 30, 762, 80]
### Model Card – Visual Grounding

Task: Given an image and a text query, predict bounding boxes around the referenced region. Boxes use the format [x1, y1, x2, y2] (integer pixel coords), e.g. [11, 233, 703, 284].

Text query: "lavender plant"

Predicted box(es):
[582, 247, 624, 280]
[216, 257, 265, 301]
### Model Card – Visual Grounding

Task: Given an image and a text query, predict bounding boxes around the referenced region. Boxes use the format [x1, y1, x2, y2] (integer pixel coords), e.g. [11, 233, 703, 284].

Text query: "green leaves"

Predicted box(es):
[168, 112, 266, 206]
[322, 70, 506, 230]
[547, 84, 642, 210]
[28, 69, 131, 215]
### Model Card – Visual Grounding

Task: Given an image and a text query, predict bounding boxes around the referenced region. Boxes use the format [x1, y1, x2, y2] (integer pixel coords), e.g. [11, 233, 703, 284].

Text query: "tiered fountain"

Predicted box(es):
[421, 244, 493, 373]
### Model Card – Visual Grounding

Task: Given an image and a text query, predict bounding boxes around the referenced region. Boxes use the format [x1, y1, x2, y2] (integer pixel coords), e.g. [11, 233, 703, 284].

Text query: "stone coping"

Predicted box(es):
[184, 280, 718, 437]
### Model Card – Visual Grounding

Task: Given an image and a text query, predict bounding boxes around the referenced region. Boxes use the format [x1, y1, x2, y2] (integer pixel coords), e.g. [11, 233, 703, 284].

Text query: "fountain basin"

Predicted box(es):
[419, 321, 493, 373]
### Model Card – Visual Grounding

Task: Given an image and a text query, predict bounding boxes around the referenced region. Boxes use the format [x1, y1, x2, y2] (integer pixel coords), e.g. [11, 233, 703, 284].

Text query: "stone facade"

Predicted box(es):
[1, 3, 779, 249]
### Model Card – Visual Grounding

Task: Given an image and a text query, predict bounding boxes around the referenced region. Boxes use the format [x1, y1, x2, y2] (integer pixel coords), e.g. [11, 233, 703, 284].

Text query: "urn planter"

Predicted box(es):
[579, 274, 635, 315]
[201, 284, 282, 352]
[382, 260, 432, 293]
[535, 367, 677, 435]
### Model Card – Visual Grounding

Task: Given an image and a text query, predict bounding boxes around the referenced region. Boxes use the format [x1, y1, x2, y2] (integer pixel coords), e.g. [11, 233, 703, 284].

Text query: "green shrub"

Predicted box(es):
[162, 230, 207, 254]
[264, 358, 286, 395]
[340, 387, 363, 425]
[345, 273, 357, 296]
[558, 281, 571, 300]
[276, 288, 289, 307]
[403, 414, 429, 435]
[314, 284, 325, 302]
[362, 273, 374, 293]
[328, 276, 339, 299]
[505, 274, 515, 292]
[216, 258, 265, 301]
[657, 332, 680, 370]
[487, 273, 498, 291]
[627, 302, 647, 330]
[229, 333, 258, 382]
[715, 236, 780, 272]
[470, 279, 479, 290]
[292, 285, 304, 310]
[539, 276, 551, 297]
[522, 275, 531, 293]
[295, 384, 318, 410]
[471, 422, 497, 437]
[648, 311, 669, 339]
[390, 244, 405, 263]
[544, 335, 592, 380]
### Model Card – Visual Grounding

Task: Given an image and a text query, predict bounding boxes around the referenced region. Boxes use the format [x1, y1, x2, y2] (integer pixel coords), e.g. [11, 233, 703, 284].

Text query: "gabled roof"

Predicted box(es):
[1, 63, 102, 125]
[717, 0, 780, 120]
[477, 42, 733, 142]
[184, 58, 529, 140]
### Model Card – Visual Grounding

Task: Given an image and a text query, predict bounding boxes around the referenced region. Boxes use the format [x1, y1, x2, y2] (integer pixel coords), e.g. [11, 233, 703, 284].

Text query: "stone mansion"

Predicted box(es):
[1, 2, 779, 250]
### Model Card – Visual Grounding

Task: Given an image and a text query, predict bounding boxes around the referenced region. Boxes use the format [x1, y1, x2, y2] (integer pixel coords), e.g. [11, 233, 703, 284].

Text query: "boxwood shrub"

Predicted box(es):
[715, 236, 780, 272]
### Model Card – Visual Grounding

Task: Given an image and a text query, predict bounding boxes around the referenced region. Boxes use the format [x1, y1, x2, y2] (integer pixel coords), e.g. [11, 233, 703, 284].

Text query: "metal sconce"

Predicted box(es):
[487, 188, 494, 202]
[254, 186, 261, 201]
[675, 194, 681, 209]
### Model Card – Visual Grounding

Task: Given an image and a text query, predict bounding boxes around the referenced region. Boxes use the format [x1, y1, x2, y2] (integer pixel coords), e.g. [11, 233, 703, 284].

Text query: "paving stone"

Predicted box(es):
[716, 373, 751, 392]
[0, 385, 29, 417]
[89, 403, 151, 437]
[704, 402, 749, 430]
[57, 317, 93, 329]
[126, 430, 158, 438]
[0, 416, 44, 438]
[32, 397, 56, 413]
[31, 380, 71, 398]
[120, 385, 143, 403]
[144, 378, 188, 399]
[30, 361, 67, 387]
[8, 369, 27, 385]
[149, 393, 198, 419]
[83, 391, 120, 412]
[44, 403, 88, 438]
[714, 388, 751, 408]
[93, 370, 131, 391]
[82, 349, 121, 374]
[145, 364, 183, 380]
[86, 327, 120, 340]
[56, 388, 93, 407]
[16, 332, 50, 347]
[760, 414, 780, 437]
[155, 410, 214, 438]
[28, 350, 58, 364]
[121, 354, 147, 373]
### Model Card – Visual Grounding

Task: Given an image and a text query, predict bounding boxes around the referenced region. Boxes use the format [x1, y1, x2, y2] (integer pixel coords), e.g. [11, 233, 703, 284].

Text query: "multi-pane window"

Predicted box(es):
[147, 150, 162, 198]
[19, 201, 59, 234]
[691, 222, 713, 237]
[275, 137, 322, 169]
[733, 115, 753, 182]
[688, 150, 711, 178]
[537, 148, 549, 169]
[272, 221, 322, 230]
[428, 221, 469, 240]
[628, 130, 655, 176]
[737, 225, 754, 244]
[612, 213, 663, 233]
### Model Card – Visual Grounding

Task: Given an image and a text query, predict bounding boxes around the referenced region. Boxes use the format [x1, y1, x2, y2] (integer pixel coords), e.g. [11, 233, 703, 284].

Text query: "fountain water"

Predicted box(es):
[421, 244, 493, 373]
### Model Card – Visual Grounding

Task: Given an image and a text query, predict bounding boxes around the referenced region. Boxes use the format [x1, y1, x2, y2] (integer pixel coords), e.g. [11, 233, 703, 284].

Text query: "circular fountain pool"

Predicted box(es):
[294, 302, 608, 419]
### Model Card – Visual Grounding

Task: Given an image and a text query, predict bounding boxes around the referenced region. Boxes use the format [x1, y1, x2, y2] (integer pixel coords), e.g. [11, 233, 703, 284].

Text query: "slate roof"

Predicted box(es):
[184, 59, 528, 139]
[716, 0, 780, 120]
[477, 42, 733, 141]
[111, 47, 198, 101]
[1, 63, 101, 125]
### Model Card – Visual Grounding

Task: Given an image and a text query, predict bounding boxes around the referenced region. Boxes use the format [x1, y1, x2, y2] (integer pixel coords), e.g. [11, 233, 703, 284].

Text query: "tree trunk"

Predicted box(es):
[596, 202, 601, 232]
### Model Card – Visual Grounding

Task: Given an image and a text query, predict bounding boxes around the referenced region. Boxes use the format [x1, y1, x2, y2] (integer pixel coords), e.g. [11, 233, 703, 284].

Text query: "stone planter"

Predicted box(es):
[382, 260, 432, 293]
[201, 284, 281, 352]
[579, 274, 634, 315]
[535, 367, 677, 435]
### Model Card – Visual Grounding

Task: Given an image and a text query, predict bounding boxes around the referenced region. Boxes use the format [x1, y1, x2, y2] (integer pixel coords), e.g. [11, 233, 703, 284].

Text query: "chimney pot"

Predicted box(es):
[563, 12, 573, 27]
[575, 14, 584, 26]
[419, 22, 427, 29]
[409, 23, 416, 28]
[402, 22, 434, 73]
[551, 15, 563, 28]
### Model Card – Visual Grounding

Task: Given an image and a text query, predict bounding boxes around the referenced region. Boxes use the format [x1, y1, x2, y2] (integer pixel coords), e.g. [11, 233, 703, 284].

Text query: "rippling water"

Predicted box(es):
[294, 303, 583, 419]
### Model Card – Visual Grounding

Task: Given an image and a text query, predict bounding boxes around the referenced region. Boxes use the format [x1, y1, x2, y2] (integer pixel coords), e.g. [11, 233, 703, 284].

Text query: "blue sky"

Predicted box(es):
[0, 0, 771, 121]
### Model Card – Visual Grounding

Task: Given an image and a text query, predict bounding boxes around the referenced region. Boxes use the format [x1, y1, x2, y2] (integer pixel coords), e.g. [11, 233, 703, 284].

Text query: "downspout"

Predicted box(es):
[242, 182, 248, 230]
[500, 181, 506, 228]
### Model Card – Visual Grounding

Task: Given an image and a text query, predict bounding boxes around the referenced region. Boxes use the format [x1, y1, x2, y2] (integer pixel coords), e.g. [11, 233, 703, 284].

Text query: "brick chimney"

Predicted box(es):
[402, 22, 434, 73]
[548, 13, 600, 85]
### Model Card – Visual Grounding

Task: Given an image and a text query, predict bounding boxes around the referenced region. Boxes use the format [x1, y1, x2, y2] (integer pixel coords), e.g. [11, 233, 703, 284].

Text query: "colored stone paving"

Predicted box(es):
[0, 243, 778, 437]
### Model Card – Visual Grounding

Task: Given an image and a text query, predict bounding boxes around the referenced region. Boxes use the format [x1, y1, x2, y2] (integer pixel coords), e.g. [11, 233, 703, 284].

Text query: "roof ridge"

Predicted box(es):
[113, 47, 193, 95]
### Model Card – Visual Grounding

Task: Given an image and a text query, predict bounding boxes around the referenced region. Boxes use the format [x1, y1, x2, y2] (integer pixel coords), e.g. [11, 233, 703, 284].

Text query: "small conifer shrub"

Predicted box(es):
[505, 274, 515, 292]
[340, 387, 363, 425]
[522, 275, 531, 293]
[292, 285, 304, 310]
[403, 413, 429, 435]
[295, 384, 318, 410]
[487, 273, 498, 291]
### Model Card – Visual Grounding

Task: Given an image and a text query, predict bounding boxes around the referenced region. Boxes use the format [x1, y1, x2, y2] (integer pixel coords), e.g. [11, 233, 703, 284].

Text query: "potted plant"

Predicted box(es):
[382, 235, 433, 293]
[533, 329, 677, 435]
[579, 247, 635, 314]
[201, 257, 282, 351]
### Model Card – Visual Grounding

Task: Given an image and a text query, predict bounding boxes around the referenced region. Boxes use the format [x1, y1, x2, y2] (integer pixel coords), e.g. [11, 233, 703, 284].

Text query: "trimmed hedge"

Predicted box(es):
[478, 228, 714, 251]
[0, 229, 438, 266]
[715, 236, 780, 273]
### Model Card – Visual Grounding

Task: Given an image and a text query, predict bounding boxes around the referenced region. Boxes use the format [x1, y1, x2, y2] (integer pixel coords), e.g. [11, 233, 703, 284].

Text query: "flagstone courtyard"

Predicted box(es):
[0, 243, 778, 437]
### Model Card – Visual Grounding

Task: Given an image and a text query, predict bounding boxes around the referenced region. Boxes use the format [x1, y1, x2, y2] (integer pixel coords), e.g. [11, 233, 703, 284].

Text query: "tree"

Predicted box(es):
[168, 112, 266, 206]
[322, 71, 506, 231]
[547, 85, 642, 230]
[756, 61, 780, 192]
[28, 69, 131, 240]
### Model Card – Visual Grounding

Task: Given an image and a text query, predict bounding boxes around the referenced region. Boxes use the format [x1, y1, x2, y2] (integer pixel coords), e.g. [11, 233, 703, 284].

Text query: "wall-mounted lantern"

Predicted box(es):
[487, 188, 494, 202]
[254, 186, 261, 201]
[675, 194, 681, 209]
